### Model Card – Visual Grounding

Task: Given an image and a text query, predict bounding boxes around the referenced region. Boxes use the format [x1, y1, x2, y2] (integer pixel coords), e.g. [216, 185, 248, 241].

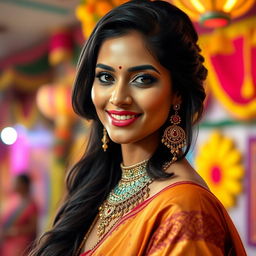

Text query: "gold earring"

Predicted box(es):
[161, 104, 186, 162]
[102, 127, 109, 152]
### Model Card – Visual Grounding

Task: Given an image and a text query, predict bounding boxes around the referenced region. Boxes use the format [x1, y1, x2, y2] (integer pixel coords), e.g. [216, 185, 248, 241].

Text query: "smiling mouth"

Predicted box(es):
[110, 114, 138, 120]
[106, 111, 141, 126]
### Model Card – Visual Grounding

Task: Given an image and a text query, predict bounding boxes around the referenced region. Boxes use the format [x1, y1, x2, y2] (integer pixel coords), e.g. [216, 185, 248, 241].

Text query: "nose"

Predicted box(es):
[109, 81, 132, 106]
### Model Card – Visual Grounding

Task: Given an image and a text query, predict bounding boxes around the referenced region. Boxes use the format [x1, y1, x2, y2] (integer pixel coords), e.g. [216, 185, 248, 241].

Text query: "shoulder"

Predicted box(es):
[148, 182, 227, 221]
[147, 182, 229, 235]
[149, 159, 211, 207]
[144, 183, 231, 255]
[152, 182, 216, 205]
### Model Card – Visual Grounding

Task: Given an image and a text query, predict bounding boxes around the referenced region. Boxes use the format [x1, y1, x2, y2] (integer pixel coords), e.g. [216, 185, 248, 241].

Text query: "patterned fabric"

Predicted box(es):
[81, 182, 246, 256]
[146, 211, 226, 254]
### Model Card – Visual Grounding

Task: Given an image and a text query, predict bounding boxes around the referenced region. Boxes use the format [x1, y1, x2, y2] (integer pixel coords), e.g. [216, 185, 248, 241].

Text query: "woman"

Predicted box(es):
[0, 174, 38, 256]
[29, 0, 246, 255]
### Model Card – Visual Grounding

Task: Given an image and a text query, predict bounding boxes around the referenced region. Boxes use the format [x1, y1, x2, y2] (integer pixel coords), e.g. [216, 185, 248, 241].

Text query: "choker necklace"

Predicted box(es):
[97, 159, 153, 237]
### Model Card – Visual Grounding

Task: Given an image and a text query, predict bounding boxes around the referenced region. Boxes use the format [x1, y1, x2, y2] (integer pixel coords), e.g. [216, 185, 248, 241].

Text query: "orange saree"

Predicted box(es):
[81, 182, 246, 256]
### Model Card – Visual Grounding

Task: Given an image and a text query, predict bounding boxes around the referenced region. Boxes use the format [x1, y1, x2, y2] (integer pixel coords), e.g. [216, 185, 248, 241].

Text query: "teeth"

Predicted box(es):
[111, 114, 136, 120]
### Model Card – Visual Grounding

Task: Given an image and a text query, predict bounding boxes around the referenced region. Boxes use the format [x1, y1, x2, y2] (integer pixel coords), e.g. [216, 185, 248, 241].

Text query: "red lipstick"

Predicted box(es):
[107, 110, 139, 115]
[106, 110, 141, 127]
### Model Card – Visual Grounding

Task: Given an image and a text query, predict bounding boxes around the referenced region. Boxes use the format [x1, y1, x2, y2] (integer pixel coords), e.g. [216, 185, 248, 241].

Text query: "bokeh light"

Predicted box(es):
[0, 127, 18, 145]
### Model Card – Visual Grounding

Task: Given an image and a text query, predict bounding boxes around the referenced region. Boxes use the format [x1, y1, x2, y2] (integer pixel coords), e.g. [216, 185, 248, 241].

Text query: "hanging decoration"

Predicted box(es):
[172, 0, 255, 28]
[195, 131, 244, 209]
[76, 0, 128, 38]
[49, 28, 73, 66]
[0, 27, 84, 128]
[0, 55, 52, 93]
[36, 80, 77, 161]
[200, 16, 256, 120]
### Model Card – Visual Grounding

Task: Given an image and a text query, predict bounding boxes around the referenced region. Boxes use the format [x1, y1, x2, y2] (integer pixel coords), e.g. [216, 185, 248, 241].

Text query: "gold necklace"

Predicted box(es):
[77, 158, 174, 255]
[97, 159, 153, 237]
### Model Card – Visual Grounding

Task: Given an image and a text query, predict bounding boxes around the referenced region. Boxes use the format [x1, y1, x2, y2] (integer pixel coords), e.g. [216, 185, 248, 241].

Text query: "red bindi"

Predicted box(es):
[118, 66, 122, 69]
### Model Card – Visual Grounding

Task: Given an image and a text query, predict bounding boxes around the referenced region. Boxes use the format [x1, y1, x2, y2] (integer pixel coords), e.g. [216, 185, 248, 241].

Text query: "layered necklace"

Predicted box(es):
[97, 159, 153, 237]
[77, 159, 174, 255]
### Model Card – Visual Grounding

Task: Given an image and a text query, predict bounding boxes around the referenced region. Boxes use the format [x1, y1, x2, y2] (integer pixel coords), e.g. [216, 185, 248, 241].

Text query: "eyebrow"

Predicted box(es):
[95, 63, 160, 74]
[96, 63, 115, 71]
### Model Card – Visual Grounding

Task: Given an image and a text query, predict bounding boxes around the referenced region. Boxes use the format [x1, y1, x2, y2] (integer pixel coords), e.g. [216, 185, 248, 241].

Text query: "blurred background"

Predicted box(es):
[0, 0, 255, 255]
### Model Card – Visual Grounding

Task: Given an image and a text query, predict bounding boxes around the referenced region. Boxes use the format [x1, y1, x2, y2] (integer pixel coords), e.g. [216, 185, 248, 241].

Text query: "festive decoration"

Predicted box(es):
[49, 29, 73, 66]
[0, 41, 52, 92]
[200, 17, 256, 120]
[172, 0, 255, 28]
[195, 131, 244, 208]
[36, 81, 77, 160]
[0, 25, 84, 233]
[36, 83, 75, 121]
[0, 61, 52, 93]
[0, 27, 83, 93]
[76, 0, 128, 38]
[248, 137, 256, 246]
[36, 74, 78, 227]
[0, 42, 51, 127]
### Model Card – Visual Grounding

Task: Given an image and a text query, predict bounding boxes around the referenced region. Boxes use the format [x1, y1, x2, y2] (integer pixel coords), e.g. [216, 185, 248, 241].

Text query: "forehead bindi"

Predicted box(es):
[118, 66, 122, 69]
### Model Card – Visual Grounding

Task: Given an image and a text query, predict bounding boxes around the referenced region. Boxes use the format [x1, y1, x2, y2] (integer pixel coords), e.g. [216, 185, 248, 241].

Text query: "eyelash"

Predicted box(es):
[95, 72, 158, 87]
[95, 72, 114, 84]
[131, 74, 158, 86]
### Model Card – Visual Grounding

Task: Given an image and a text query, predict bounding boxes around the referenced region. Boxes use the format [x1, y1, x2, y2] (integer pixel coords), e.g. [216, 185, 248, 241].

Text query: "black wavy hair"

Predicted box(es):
[29, 1, 207, 255]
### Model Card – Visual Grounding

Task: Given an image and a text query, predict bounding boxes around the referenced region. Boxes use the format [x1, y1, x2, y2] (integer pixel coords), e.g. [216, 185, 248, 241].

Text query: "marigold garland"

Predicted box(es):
[195, 131, 244, 208]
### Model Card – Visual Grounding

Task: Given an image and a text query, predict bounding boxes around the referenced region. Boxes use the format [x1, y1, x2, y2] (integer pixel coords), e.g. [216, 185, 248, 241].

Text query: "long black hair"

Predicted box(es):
[29, 0, 207, 255]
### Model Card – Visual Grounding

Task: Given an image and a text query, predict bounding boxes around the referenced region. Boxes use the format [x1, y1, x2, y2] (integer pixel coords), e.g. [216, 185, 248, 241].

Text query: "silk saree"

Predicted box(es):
[81, 182, 246, 256]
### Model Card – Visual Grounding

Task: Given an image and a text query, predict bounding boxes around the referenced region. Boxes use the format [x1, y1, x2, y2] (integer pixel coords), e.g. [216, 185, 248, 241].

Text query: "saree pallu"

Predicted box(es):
[82, 182, 246, 256]
[0, 199, 38, 256]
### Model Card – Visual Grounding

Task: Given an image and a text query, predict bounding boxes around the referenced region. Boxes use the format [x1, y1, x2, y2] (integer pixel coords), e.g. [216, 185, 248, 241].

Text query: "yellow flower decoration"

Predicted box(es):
[76, 0, 129, 39]
[195, 131, 244, 208]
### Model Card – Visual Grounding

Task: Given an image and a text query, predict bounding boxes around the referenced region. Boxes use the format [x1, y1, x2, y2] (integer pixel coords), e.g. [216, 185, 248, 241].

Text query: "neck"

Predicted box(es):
[121, 133, 160, 166]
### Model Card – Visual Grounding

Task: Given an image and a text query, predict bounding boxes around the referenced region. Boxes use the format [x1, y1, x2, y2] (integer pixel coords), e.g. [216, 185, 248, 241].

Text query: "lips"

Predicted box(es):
[106, 110, 141, 127]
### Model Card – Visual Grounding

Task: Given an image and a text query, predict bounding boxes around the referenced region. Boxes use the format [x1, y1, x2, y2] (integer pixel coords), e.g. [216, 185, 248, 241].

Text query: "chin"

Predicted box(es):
[108, 132, 138, 144]
[109, 137, 133, 145]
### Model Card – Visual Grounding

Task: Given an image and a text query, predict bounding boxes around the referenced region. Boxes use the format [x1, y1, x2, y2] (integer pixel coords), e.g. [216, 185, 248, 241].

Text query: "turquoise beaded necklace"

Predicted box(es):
[97, 159, 153, 237]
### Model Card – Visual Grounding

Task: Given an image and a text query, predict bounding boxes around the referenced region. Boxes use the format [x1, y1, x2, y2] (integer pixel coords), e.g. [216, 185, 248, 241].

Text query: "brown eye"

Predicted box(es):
[132, 74, 158, 86]
[96, 72, 115, 84]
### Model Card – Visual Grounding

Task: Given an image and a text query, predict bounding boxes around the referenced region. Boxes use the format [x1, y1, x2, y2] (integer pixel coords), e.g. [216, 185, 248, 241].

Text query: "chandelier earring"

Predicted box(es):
[161, 104, 186, 163]
[102, 127, 109, 152]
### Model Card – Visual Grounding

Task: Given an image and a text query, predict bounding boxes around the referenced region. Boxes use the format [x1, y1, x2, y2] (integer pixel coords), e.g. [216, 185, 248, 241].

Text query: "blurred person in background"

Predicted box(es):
[0, 173, 38, 256]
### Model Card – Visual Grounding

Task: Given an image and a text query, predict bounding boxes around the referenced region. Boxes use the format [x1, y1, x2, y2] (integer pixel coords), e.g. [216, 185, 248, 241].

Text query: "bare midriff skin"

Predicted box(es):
[82, 158, 209, 253]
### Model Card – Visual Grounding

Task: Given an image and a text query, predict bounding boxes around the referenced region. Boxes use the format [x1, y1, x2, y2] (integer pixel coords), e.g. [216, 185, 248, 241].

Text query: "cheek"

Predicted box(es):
[91, 86, 96, 105]
[142, 87, 172, 117]
[91, 85, 108, 121]
[91, 85, 104, 110]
